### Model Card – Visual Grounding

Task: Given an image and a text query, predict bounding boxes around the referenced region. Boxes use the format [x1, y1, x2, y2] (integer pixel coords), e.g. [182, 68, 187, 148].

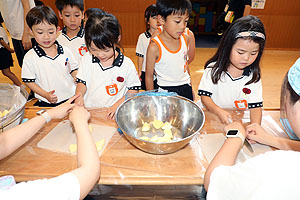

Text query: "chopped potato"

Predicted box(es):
[69, 144, 77, 153]
[152, 120, 164, 129]
[164, 129, 173, 138]
[162, 122, 172, 130]
[141, 122, 150, 132]
[0, 109, 10, 118]
[140, 136, 150, 141]
[150, 135, 159, 142]
[161, 134, 172, 142]
[96, 139, 105, 151]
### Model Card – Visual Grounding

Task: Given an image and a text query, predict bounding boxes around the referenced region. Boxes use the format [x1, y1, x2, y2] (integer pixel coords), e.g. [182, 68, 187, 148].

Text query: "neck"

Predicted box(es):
[227, 64, 244, 78]
[66, 26, 80, 38]
[40, 43, 57, 57]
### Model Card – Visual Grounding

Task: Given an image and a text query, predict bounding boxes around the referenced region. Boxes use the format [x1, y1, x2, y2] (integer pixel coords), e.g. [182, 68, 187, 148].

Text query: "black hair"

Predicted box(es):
[156, 0, 192, 20]
[55, 0, 84, 12]
[85, 13, 121, 50]
[84, 8, 106, 19]
[205, 15, 266, 85]
[26, 6, 58, 29]
[145, 4, 158, 23]
[34, 0, 45, 6]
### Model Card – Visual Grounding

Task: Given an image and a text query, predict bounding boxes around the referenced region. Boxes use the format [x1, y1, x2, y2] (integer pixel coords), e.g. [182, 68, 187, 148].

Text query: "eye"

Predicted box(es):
[251, 51, 258, 55]
[175, 21, 180, 24]
[49, 31, 55, 34]
[237, 51, 244, 55]
[64, 14, 70, 17]
[75, 14, 80, 17]
[37, 32, 43, 34]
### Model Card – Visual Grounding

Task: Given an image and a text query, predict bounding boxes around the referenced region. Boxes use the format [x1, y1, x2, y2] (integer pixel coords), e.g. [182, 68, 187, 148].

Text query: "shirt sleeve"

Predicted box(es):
[0, 173, 80, 200]
[125, 58, 141, 90]
[21, 52, 36, 82]
[198, 68, 214, 97]
[65, 47, 79, 72]
[243, 0, 252, 6]
[245, 79, 263, 108]
[76, 54, 88, 86]
[136, 34, 144, 57]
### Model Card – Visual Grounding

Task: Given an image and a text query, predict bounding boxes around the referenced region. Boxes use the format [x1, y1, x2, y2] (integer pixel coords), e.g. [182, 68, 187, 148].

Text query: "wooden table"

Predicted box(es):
[0, 107, 282, 185]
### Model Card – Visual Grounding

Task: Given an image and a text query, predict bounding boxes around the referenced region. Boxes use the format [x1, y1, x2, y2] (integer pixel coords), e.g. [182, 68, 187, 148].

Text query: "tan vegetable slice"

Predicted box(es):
[96, 139, 105, 151]
[69, 144, 77, 153]
[152, 120, 164, 129]
[141, 122, 150, 132]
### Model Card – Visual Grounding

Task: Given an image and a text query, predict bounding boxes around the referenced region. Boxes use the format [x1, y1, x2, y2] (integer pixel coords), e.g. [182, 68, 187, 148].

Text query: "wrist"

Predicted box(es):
[226, 129, 245, 148]
[41, 111, 51, 123]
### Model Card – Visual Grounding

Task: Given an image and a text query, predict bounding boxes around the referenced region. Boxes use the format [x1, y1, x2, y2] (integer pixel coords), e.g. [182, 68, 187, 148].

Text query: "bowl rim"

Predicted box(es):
[115, 94, 205, 144]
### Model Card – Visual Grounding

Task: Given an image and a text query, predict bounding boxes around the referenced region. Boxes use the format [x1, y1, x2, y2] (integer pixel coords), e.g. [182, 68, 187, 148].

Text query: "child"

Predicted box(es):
[0, 96, 101, 200]
[83, 7, 105, 27]
[146, 0, 194, 101]
[0, 23, 22, 86]
[198, 15, 266, 124]
[204, 58, 300, 199]
[56, 0, 87, 62]
[75, 13, 141, 119]
[136, 4, 159, 90]
[21, 6, 78, 107]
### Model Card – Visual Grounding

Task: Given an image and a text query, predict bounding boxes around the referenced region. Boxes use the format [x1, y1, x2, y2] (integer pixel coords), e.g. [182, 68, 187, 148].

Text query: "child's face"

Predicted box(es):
[58, 5, 83, 31]
[148, 16, 159, 31]
[286, 96, 300, 137]
[89, 42, 115, 63]
[31, 22, 57, 49]
[229, 38, 259, 70]
[160, 12, 189, 39]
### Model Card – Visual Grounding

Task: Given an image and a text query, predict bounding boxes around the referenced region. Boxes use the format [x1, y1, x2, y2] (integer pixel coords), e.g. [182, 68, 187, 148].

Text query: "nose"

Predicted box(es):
[70, 15, 75, 22]
[244, 52, 251, 61]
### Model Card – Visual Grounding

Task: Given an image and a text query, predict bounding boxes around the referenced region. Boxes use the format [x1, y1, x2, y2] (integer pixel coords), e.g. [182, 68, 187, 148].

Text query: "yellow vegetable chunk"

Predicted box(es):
[162, 134, 172, 142]
[141, 122, 150, 132]
[88, 124, 93, 133]
[0, 111, 2, 118]
[150, 135, 158, 142]
[152, 120, 164, 129]
[162, 122, 172, 130]
[1, 110, 9, 117]
[164, 129, 173, 138]
[96, 139, 105, 151]
[69, 144, 77, 153]
[140, 136, 150, 141]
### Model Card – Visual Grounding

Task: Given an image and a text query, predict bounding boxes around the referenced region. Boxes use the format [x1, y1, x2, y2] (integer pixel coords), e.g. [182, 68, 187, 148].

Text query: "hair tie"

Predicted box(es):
[235, 31, 265, 40]
[288, 58, 300, 95]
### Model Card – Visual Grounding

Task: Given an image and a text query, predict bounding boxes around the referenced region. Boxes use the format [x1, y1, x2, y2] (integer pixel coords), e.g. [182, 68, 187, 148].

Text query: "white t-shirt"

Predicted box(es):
[136, 31, 151, 72]
[152, 34, 190, 86]
[56, 26, 87, 63]
[0, 27, 9, 48]
[198, 63, 263, 110]
[0, 0, 35, 40]
[76, 48, 141, 108]
[0, 173, 80, 200]
[207, 150, 300, 200]
[22, 41, 78, 103]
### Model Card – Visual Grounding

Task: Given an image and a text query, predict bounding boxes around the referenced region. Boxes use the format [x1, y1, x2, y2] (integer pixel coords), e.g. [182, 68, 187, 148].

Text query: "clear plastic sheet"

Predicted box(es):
[0, 83, 28, 131]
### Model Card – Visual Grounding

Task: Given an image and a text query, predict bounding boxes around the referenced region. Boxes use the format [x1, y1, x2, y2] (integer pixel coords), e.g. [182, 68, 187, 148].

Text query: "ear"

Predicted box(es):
[58, 11, 63, 20]
[118, 35, 121, 43]
[157, 15, 165, 25]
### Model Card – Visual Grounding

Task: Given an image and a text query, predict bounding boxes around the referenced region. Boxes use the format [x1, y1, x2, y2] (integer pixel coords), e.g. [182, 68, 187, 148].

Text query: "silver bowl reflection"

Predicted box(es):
[115, 95, 205, 154]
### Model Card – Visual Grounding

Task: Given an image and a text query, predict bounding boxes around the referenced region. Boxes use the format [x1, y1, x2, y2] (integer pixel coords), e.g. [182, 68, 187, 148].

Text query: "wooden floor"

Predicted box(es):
[1, 48, 300, 109]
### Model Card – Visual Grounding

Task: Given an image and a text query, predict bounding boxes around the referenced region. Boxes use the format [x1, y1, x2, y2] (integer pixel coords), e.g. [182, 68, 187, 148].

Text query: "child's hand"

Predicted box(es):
[74, 95, 84, 107]
[106, 104, 119, 120]
[246, 123, 273, 145]
[46, 90, 58, 104]
[69, 106, 90, 125]
[216, 108, 232, 124]
[9, 48, 15, 53]
[47, 95, 79, 119]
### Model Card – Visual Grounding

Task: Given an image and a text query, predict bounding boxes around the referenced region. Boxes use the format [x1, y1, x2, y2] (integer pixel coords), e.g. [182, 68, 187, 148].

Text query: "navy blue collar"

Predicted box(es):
[32, 40, 64, 57]
[62, 25, 84, 38]
[144, 30, 151, 38]
[92, 47, 124, 69]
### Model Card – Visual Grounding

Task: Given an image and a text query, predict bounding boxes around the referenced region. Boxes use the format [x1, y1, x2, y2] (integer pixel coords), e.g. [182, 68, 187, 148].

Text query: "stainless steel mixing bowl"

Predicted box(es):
[115, 95, 205, 154]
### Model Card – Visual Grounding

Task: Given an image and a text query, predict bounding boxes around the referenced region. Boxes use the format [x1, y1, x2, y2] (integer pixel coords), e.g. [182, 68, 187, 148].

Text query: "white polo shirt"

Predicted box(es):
[22, 41, 78, 103]
[76, 48, 141, 108]
[0, 0, 35, 40]
[198, 62, 263, 109]
[56, 26, 87, 63]
[0, 27, 9, 48]
[151, 34, 190, 87]
[207, 150, 300, 200]
[136, 30, 151, 72]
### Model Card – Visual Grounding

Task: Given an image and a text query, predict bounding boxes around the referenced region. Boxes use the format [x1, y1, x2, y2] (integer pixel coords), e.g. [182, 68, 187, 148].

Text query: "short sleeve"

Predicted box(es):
[76, 54, 89, 85]
[64, 47, 79, 72]
[21, 52, 36, 82]
[0, 173, 80, 200]
[125, 58, 141, 90]
[245, 79, 263, 108]
[136, 34, 144, 57]
[243, 0, 252, 6]
[198, 68, 214, 97]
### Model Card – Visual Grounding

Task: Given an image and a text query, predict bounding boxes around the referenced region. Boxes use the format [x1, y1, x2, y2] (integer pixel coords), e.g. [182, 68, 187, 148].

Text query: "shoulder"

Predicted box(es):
[23, 49, 37, 60]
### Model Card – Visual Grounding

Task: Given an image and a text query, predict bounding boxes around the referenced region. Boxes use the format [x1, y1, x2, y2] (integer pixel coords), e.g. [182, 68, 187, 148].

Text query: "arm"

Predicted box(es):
[145, 40, 159, 90]
[250, 107, 262, 125]
[69, 106, 100, 200]
[204, 122, 245, 191]
[0, 40, 14, 53]
[137, 56, 143, 79]
[201, 96, 232, 124]
[186, 30, 195, 64]
[247, 123, 300, 151]
[74, 83, 87, 106]
[243, 5, 251, 16]
[21, 0, 33, 50]
[25, 82, 58, 103]
[0, 95, 78, 160]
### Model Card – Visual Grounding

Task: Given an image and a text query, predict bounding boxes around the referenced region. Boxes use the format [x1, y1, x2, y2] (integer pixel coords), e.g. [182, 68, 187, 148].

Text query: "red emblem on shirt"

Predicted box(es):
[242, 88, 251, 94]
[78, 45, 88, 56]
[117, 76, 124, 82]
[234, 99, 248, 110]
